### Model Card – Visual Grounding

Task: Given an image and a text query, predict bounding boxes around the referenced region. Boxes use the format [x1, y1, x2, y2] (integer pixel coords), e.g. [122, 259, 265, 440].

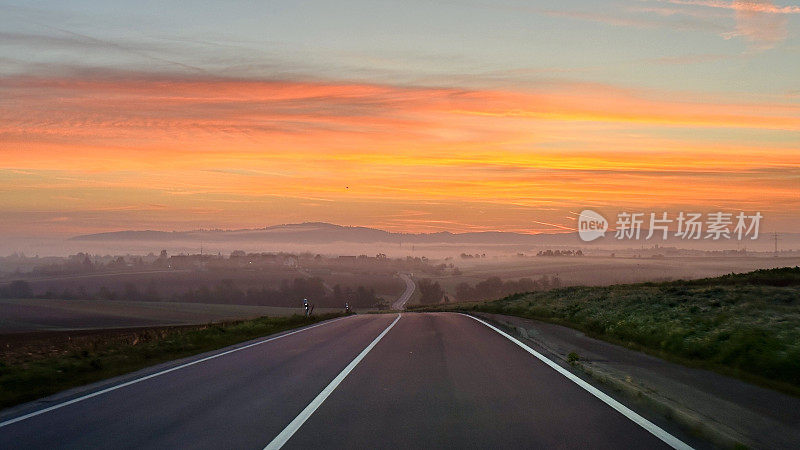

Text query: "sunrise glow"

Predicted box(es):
[1, 1, 799, 236]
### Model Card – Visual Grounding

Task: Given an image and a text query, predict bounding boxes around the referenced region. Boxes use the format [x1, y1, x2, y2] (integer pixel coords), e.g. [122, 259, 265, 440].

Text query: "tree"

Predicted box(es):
[82, 255, 95, 272]
[2, 280, 33, 298]
[537, 275, 551, 290]
[108, 256, 127, 270]
[97, 286, 116, 300]
[144, 281, 160, 301]
[354, 286, 378, 308]
[154, 250, 169, 268]
[123, 282, 141, 301]
[456, 282, 475, 301]
[333, 284, 344, 302]
[214, 279, 245, 304]
[418, 278, 444, 304]
[288, 277, 326, 304]
[516, 277, 536, 292]
[475, 276, 503, 298]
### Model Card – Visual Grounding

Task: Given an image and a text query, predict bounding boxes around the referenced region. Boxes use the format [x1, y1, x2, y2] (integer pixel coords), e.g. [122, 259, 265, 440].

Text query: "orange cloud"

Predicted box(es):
[1, 74, 798, 234]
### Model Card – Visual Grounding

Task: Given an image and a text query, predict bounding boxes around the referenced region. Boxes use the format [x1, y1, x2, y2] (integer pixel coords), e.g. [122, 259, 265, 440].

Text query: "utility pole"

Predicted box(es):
[773, 232, 779, 257]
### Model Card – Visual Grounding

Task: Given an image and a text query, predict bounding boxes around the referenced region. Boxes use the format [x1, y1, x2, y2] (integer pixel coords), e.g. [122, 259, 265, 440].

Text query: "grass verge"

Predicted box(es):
[411, 267, 800, 396]
[0, 313, 344, 410]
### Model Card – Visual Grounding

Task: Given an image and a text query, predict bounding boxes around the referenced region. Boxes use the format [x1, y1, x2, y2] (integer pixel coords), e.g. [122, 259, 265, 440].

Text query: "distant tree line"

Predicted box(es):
[5, 277, 384, 308]
[537, 250, 583, 257]
[11, 249, 449, 278]
[27, 280, 161, 302]
[172, 277, 383, 308]
[0, 280, 33, 298]
[31, 253, 98, 276]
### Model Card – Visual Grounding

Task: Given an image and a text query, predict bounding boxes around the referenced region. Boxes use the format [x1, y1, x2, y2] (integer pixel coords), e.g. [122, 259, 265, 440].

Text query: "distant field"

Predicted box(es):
[16, 268, 307, 298]
[0, 298, 339, 333]
[433, 255, 800, 300]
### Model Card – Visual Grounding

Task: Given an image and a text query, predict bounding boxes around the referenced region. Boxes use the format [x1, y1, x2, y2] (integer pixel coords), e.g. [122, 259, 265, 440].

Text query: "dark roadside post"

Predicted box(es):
[303, 298, 309, 317]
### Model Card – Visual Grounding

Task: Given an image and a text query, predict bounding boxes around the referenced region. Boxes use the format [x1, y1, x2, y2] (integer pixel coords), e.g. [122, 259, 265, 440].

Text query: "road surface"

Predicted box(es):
[0, 313, 689, 449]
[390, 273, 415, 310]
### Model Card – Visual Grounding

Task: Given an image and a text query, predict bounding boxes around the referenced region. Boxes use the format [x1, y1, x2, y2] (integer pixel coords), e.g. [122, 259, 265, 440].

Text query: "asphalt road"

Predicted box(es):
[390, 274, 415, 310]
[0, 313, 687, 449]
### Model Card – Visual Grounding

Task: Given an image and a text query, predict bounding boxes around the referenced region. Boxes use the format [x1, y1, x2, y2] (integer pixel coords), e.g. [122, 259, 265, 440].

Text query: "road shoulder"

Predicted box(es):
[474, 312, 800, 450]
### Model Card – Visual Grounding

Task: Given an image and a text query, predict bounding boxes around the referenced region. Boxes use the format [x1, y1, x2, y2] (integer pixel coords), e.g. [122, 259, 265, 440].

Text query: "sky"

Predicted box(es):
[1, 0, 799, 237]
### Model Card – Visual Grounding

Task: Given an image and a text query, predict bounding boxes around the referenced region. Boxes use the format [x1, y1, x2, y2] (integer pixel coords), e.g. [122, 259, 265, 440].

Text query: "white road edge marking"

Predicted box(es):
[462, 314, 694, 450]
[0, 315, 351, 429]
[264, 313, 402, 450]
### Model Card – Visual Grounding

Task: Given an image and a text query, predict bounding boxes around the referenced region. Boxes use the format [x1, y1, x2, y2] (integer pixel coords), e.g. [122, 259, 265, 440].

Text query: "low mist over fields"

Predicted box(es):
[3, 222, 798, 259]
[1, 223, 798, 334]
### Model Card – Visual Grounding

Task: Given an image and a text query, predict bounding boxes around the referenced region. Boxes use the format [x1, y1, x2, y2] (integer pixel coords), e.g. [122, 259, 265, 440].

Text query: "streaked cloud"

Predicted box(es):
[1, 70, 798, 235]
[724, 1, 791, 50]
[541, 7, 728, 32]
[648, 53, 732, 64]
[664, 0, 800, 14]
[1, 0, 799, 236]
[655, 0, 799, 49]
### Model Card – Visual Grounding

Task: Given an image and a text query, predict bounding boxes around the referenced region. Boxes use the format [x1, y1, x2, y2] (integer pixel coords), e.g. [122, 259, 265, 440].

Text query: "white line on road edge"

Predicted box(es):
[0, 316, 351, 429]
[462, 314, 694, 450]
[264, 313, 402, 450]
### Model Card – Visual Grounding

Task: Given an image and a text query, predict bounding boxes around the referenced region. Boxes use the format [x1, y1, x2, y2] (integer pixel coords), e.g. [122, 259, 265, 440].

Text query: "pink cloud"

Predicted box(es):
[727, 1, 791, 49]
[665, 0, 800, 14]
[660, 0, 797, 49]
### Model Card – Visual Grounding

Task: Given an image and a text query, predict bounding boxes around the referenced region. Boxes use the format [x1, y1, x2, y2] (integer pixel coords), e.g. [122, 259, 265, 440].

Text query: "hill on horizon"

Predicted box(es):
[68, 222, 800, 252]
[69, 222, 573, 245]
